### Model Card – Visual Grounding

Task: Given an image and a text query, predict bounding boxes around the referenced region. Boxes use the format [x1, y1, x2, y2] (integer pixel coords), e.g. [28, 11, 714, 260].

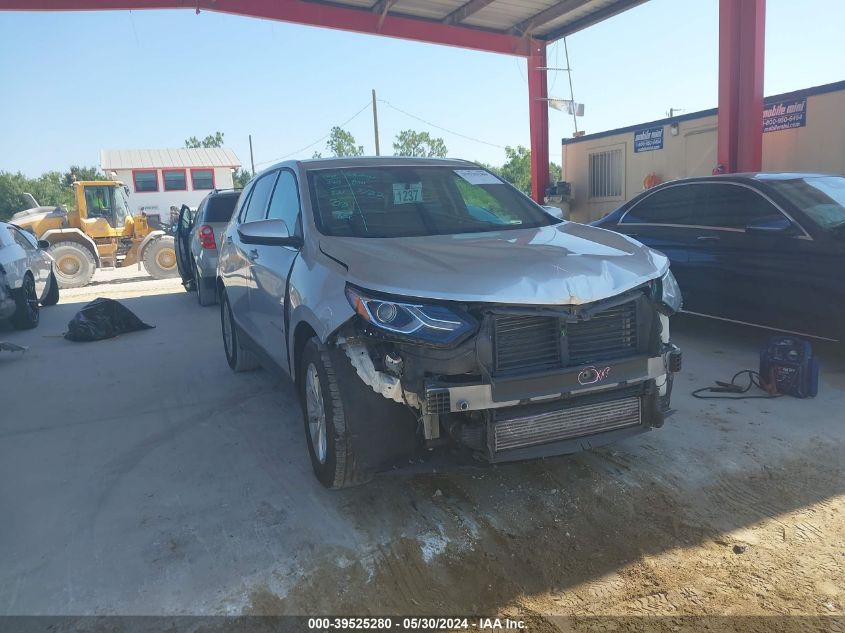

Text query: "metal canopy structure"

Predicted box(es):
[0, 0, 648, 202]
[1, 0, 765, 200]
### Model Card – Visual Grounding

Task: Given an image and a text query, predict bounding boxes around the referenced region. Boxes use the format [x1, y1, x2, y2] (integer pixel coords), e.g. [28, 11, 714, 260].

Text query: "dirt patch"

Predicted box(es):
[242, 440, 845, 623]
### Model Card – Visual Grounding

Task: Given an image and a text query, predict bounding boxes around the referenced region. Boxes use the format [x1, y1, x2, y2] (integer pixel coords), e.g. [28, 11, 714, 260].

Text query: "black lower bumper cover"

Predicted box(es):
[484, 380, 663, 463]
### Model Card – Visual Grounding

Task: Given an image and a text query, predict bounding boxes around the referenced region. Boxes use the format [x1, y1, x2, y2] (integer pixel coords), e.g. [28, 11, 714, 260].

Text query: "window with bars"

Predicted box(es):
[588, 148, 624, 199]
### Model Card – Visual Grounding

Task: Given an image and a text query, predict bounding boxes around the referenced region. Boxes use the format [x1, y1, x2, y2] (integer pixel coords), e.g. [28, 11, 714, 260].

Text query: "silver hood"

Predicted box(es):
[319, 221, 669, 306]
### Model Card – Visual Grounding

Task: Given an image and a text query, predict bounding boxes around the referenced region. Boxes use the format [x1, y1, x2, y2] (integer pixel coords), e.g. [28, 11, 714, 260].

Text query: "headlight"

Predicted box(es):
[657, 269, 683, 314]
[345, 286, 477, 346]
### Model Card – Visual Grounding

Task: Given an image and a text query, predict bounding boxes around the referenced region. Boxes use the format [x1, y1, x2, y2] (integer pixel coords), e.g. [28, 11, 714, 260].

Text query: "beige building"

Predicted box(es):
[561, 80, 845, 223]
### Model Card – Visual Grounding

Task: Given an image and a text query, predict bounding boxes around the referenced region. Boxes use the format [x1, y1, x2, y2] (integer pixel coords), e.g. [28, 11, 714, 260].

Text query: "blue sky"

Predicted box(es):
[0, 0, 843, 176]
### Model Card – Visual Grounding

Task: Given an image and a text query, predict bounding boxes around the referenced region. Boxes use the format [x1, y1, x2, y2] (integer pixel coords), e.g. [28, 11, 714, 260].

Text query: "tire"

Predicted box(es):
[142, 236, 179, 280]
[49, 241, 96, 289]
[220, 290, 259, 372]
[196, 265, 216, 306]
[41, 271, 59, 306]
[300, 337, 371, 489]
[11, 274, 39, 330]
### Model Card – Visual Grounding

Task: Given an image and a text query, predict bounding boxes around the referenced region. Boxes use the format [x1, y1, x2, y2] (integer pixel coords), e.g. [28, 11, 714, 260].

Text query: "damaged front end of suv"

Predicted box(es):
[332, 270, 681, 465]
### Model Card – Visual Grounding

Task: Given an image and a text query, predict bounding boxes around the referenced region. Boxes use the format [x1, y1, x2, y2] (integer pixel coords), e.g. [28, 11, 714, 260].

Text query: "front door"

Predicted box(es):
[174, 204, 195, 287]
[248, 169, 302, 372]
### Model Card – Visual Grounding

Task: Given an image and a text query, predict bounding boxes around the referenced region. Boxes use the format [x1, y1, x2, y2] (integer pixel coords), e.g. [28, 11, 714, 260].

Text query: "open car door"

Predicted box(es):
[174, 204, 195, 289]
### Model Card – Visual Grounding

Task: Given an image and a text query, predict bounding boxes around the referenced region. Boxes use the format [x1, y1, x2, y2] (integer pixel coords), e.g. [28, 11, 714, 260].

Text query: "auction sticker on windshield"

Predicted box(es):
[393, 183, 423, 204]
[454, 169, 503, 185]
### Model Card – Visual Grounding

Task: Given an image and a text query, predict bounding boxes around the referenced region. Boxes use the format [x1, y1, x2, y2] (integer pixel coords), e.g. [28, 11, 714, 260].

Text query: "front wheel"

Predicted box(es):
[42, 271, 60, 306]
[142, 236, 179, 280]
[49, 241, 96, 288]
[12, 274, 39, 330]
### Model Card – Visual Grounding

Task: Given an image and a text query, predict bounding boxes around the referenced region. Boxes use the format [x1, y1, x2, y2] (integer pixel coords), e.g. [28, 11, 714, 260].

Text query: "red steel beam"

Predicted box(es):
[527, 40, 549, 203]
[717, 0, 765, 173]
[0, 0, 531, 56]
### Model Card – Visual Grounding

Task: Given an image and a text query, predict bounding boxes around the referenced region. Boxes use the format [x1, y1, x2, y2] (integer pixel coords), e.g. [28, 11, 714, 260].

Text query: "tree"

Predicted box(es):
[496, 145, 560, 195]
[232, 168, 252, 189]
[326, 127, 364, 157]
[185, 131, 225, 148]
[393, 130, 448, 158]
[64, 165, 104, 186]
[0, 170, 74, 220]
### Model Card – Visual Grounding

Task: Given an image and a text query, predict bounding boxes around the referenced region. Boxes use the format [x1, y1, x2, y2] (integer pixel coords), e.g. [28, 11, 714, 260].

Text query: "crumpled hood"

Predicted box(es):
[319, 221, 668, 306]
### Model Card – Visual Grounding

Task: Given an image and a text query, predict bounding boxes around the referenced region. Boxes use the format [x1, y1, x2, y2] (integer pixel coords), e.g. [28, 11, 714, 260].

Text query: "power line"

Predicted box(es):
[254, 101, 371, 167]
[378, 99, 506, 149]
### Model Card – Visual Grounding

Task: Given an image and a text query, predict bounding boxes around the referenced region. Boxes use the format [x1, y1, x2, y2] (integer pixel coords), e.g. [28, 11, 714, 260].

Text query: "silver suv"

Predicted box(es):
[218, 157, 682, 488]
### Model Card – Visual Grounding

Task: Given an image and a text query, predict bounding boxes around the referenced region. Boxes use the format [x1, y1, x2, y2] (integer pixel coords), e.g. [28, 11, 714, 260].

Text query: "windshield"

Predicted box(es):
[307, 166, 555, 238]
[113, 186, 130, 226]
[767, 176, 845, 231]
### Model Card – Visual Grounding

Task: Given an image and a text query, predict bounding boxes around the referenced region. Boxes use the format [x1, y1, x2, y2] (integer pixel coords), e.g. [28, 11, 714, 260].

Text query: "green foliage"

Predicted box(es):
[0, 170, 74, 220]
[488, 146, 562, 195]
[393, 130, 448, 158]
[326, 127, 364, 157]
[185, 131, 225, 148]
[64, 165, 104, 186]
[232, 168, 253, 189]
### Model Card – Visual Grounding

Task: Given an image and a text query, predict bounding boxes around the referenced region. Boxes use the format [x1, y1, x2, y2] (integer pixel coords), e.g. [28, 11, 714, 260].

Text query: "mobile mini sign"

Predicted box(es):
[633, 126, 664, 153]
[763, 97, 807, 133]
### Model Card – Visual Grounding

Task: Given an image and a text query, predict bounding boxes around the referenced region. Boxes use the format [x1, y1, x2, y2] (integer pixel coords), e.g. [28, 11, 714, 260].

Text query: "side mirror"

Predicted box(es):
[238, 219, 303, 248]
[745, 216, 801, 236]
[37, 239, 50, 249]
[541, 205, 565, 220]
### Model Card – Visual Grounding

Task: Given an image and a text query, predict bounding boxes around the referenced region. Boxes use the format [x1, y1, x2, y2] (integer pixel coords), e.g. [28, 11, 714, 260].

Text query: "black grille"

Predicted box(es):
[494, 314, 561, 374]
[425, 388, 451, 415]
[566, 300, 638, 365]
[493, 300, 639, 375]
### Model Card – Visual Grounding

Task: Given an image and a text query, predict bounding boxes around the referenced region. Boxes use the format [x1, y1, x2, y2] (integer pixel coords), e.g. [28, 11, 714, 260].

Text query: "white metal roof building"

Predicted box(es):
[99, 147, 240, 171]
[100, 147, 242, 219]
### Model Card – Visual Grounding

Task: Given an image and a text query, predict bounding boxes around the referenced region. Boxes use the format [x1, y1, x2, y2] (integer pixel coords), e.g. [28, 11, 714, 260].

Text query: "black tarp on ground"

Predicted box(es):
[64, 298, 154, 342]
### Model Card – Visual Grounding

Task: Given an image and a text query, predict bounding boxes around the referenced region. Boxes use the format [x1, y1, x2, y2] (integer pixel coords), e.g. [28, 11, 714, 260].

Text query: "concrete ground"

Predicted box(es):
[1, 267, 843, 620]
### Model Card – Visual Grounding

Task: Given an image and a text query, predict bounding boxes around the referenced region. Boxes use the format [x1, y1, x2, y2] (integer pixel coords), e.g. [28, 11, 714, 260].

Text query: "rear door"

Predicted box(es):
[174, 203, 195, 286]
[248, 169, 303, 371]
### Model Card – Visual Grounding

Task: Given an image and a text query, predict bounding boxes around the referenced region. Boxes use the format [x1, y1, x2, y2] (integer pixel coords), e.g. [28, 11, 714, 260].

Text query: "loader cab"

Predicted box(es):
[76, 182, 131, 237]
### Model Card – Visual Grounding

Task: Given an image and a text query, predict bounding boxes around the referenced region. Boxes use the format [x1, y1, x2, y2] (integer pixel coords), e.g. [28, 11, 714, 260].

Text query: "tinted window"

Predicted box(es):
[767, 176, 845, 231]
[242, 172, 278, 223]
[10, 226, 37, 250]
[266, 171, 300, 231]
[307, 166, 553, 238]
[191, 169, 214, 190]
[622, 185, 702, 224]
[134, 171, 158, 192]
[699, 184, 784, 229]
[163, 170, 187, 191]
[204, 195, 240, 223]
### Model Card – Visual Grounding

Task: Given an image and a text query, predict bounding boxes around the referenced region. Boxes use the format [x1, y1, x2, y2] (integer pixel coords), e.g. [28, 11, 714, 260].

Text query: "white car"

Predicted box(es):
[0, 221, 58, 329]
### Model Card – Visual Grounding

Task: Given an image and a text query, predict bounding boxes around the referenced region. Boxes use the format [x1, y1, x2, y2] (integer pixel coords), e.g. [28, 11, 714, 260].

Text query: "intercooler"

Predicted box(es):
[491, 394, 642, 454]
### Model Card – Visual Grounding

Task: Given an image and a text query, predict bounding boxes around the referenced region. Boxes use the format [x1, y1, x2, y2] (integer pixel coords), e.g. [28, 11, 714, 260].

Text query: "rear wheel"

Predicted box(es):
[196, 265, 216, 306]
[142, 236, 179, 280]
[41, 271, 60, 306]
[221, 290, 259, 372]
[49, 241, 96, 288]
[12, 274, 39, 330]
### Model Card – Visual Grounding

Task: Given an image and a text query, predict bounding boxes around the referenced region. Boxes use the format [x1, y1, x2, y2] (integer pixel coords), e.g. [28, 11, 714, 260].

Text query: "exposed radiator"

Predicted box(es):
[492, 396, 641, 453]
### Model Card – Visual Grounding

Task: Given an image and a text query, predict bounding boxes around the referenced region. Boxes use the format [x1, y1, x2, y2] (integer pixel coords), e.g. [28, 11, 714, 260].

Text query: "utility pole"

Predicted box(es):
[372, 89, 381, 156]
[562, 37, 578, 134]
[248, 134, 255, 175]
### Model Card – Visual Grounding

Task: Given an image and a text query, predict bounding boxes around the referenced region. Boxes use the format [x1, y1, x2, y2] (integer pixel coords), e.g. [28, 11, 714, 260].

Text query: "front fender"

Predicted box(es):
[41, 228, 101, 266]
[138, 230, 166, 257]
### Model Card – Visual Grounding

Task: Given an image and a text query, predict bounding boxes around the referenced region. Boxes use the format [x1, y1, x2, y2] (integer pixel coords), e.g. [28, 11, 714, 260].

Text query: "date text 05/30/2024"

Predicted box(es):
[307, 617, 526, 630]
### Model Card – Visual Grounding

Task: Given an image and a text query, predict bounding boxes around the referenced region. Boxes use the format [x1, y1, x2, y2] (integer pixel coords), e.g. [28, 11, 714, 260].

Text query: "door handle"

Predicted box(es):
[696, 235, 720, 242]
[247, 249, 259, 262]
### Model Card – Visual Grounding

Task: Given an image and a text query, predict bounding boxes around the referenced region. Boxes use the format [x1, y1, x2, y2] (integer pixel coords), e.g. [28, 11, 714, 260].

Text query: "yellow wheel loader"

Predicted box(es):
[11, 181, 178, 288]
